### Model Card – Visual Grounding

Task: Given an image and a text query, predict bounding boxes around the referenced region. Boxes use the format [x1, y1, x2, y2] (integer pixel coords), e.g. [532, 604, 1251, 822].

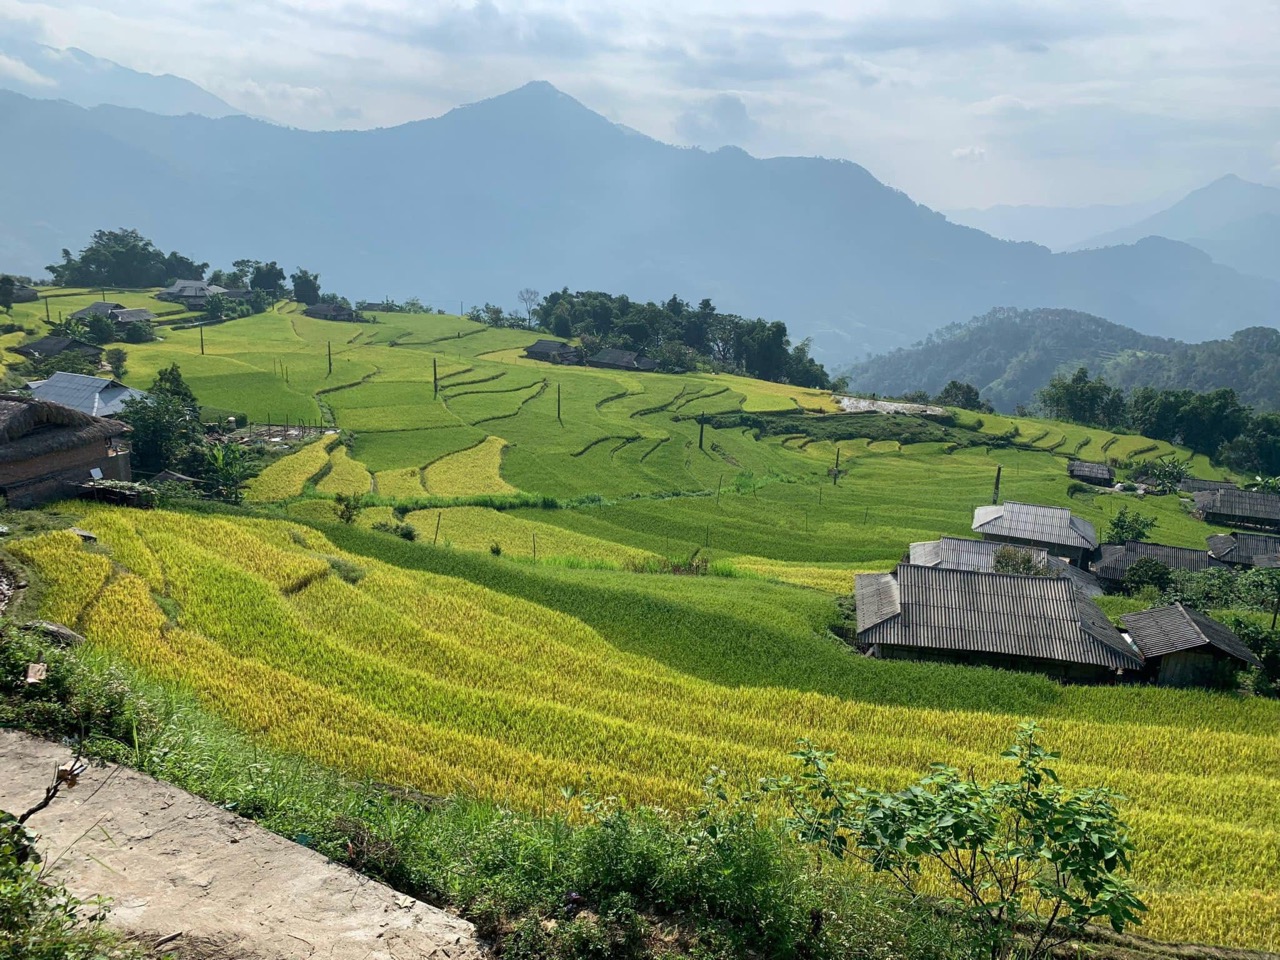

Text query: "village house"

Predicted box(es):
[0, 395, 131, 507]
[908, 536, 1102, 596]
[12, 283, 39, 304]
[586, 348, 659, 372]
[28, 371, 146, 418]
[303, 302, 361, 322]
[1179, 478, 1238, 494]
[1093, 541, 1228, 590]
[854, 564, 1141, 682]
[1122, 604, 1262, 688]
[1206, 531, 1280, 568]
[972, 500, 1099, 566]
[69, 301, 156, 334]
[524, 339, 581, 364]
[1067, 460, 1115, 486]
[156, 279, 228, 309]
[10, 335, 104, 364]
[1194, 488, 1280, 531]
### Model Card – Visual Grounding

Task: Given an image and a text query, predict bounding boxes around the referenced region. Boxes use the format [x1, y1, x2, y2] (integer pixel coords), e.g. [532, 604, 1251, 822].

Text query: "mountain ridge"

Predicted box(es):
[1, 84, 1277, 362]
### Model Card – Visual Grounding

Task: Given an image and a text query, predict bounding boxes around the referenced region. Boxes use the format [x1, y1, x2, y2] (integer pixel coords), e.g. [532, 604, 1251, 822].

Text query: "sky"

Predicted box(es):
[1, 0, 1278, 210]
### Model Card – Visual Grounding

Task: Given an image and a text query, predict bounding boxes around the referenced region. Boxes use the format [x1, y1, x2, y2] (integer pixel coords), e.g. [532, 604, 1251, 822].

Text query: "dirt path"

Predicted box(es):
[0, 730, 487, 960]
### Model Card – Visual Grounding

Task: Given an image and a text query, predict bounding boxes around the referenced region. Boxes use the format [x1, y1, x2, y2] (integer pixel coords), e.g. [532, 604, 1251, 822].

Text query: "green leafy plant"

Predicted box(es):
[1104, 505, 1157, 544]
[333, 492, 361, 524]
[762, 723, 1146, 960]
[1122, 557, 1173, 596]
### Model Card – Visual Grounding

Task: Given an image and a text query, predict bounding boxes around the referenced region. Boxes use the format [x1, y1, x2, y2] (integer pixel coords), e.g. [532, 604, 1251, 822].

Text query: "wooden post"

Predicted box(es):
[327, 341, 332, 375]
[433, 357, 438, 398]
[1271, 588, 1279, 631]
[705, 523, 710, 548]
[993, 464, 1003, 505]
[698, 412, 705, 450]
[44, 297, 50, 323]
[199, 327, 205, 355]
[557, 383, 562, 422]
[532, 532, 537, 561]
[433, 513, 442, 545]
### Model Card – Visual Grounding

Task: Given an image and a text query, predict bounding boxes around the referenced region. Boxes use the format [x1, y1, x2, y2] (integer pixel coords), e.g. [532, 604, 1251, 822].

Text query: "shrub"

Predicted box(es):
[1105, 505, 1157, 544]
[1123, 557, 1173, 595]
[763, 723, 1146, 960]
[992, 545, 1049, 576]
[371, 520, 416, 541]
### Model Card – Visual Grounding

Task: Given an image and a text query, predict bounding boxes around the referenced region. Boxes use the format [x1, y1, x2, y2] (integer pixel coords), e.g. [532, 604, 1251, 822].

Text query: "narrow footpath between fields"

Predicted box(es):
[0, 730, 487, 960]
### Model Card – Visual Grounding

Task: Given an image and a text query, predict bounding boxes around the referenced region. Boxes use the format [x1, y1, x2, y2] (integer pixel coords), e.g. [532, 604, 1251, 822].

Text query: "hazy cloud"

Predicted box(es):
[951, 146, 987, 162]
[0, 50, 53, 86]
[0, 0, 1276, 207]
[674, 93, 759, 148]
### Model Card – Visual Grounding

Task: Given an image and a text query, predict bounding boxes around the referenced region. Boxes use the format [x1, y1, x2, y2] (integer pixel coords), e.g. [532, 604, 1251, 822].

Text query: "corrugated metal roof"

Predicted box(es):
[1194, 488, 1280, 523]
[860, 564, 1141, 671]
[1094, 541, 1227, 581]
[972, 501, 1098, 551]
[910, 537, 1048, 572]
[1046, 557, 1104, 598]
[1180, 478, 1238, 493]
[69, 301, 125, 319]
[28, 371, 146, 418]
[1068, 460, 1114, 482]
[1207, 532, 1280, 566]
[10, 336, 102, 359]
[1123, 604, 1262, 667]
[111, 308, 155, 324]
[854, 573, 900, 632]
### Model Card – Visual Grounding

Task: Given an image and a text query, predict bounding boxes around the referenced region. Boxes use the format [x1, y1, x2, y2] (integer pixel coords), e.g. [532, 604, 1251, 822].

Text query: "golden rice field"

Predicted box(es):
[244, 437, 336, 502]
[315, 445, 373, 496]
[18, 509, 1280, 950]
[422, 436, 517, 496]
[403, 506, 659, 567]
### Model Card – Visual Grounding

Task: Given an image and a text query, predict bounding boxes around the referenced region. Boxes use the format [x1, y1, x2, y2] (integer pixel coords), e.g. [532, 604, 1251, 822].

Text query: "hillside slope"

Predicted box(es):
[1, 85, 1278, 361]
[844, 307, 1280, 412]
[1077, 175, 1280, 282]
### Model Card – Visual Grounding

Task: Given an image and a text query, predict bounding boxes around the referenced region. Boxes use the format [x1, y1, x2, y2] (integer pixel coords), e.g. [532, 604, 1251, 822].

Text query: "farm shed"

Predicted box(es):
[586, 348, 658, 371]
[1093, 541, 1227, 589]
[27, 371, 146, 418]
[1207, 532, 1280, 568]
[909, 536, 1102, 596]
[1194, 488, 1280, 531]
[70, 300, 126, 319]
[1067, 460, 1114, 485]
[1122, 604, 1262, 688]
[0, 395, 131, 507]
[855, 565, 1140, 681]
[524, 339, 581, 364]
[1179, 478, 1238, 494]
[10, 336, 103, 363]
[303, 303, 360, 322]
[972, 500, 1099, 566]
[157, 279, 228, 308]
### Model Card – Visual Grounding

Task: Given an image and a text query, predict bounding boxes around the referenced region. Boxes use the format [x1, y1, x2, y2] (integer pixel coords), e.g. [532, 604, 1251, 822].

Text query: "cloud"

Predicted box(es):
[951, 145, 987, 162]
[674, 93, 760, 149]
[0, 51, 54, 87]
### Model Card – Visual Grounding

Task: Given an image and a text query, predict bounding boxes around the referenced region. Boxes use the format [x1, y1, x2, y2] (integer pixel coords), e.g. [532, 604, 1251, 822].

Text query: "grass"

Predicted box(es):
[12, 509, 1280, 949]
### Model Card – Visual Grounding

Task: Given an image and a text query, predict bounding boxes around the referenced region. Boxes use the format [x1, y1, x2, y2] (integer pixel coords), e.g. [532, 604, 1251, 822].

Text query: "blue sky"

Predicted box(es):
[1, 0, 1277, 208]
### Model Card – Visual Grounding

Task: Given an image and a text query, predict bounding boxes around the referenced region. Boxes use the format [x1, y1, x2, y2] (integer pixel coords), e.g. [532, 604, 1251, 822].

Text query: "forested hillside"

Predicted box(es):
[845, 307, 1280, 412]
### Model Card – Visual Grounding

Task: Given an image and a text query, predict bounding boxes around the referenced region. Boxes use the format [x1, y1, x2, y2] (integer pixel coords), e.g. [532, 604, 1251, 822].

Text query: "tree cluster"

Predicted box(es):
[526, 290, 830, 387]
[46, 229, 208, 288]
[1037, 367, 1280, 475]
[203, 290, 276, 323]
[900, 379, 993, 412]
[118, 364, 252, 503]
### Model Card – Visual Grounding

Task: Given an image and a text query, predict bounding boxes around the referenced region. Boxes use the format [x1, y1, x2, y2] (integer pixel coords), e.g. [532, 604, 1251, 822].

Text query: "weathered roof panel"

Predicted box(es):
[1123, 604, 1262, 667]
[972, 501, 1098, 551]
[1094, 541, 1227, 581]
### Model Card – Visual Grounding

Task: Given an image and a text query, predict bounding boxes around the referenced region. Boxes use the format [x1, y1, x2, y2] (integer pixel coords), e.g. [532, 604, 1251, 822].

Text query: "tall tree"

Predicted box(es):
[290, 268, 322, 305]
[0, 275, 14, 314]
[250, 261, 286, 294]
[517, 288, 540, 321]
[46, 228, 205, 288]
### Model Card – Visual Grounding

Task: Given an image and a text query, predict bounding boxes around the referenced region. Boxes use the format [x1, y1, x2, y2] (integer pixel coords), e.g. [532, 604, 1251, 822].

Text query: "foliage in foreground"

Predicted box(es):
[0, 622, 964, 960]
[765, 725, 1145, 960]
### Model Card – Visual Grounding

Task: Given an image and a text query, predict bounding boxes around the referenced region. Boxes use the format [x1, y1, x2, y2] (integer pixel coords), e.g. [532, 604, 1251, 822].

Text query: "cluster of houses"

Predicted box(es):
[525, 339, 659, 372]
[856, 498, 1276, 688]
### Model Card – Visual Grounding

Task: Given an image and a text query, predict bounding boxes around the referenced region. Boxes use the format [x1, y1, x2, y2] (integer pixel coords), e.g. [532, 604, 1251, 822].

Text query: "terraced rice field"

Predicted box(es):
[15, 511, 1280, 950]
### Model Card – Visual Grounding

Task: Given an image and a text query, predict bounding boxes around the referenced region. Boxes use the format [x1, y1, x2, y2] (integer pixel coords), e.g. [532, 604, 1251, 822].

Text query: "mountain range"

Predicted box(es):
[0, 39, 240, 118]
[842, 307, 1280, 413]
[1, 78, 1278, 363]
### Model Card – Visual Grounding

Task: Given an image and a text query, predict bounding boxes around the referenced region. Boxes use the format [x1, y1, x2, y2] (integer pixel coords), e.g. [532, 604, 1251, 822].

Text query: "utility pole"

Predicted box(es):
[199, 327, 205, 355]
[698, 411, 705, 450]
[993, 465, 1003, 505]
[433, 357, 438, 398]
[44, 298, 50, 323]
[557, 383, 562, 423]
[327, 341, 332, 375]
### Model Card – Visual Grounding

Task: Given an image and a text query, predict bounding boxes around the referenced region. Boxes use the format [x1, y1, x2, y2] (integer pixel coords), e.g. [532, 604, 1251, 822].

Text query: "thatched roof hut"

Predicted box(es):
[0, 395, 128, 466]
